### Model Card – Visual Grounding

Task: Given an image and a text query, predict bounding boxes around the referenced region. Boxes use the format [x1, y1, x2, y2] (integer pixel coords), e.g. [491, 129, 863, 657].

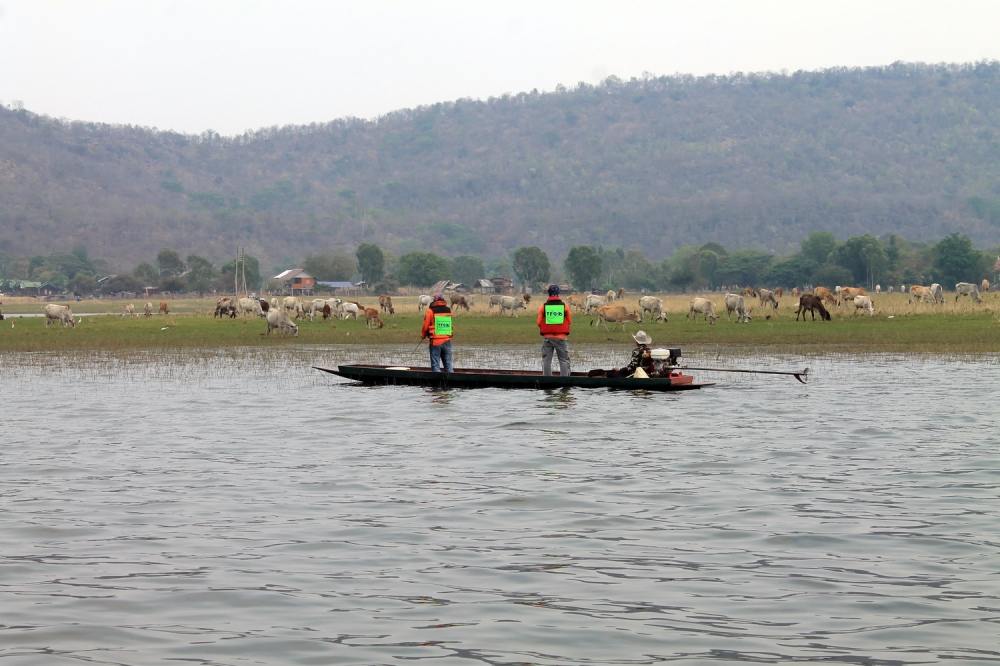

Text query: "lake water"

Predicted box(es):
[2, 346, 998, 665]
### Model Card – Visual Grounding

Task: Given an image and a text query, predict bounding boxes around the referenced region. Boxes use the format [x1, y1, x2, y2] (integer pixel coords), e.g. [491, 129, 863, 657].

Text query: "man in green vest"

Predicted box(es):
[421, 292, 454, 372]
[536, 284, 572, 376]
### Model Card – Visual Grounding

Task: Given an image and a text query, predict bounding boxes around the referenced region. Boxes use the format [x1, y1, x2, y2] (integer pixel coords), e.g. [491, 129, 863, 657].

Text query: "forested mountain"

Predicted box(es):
[2, 61, 999, 268]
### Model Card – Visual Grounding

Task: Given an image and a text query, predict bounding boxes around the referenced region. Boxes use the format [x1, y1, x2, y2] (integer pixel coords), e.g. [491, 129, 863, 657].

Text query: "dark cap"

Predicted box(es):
[547, 284, 560, 296]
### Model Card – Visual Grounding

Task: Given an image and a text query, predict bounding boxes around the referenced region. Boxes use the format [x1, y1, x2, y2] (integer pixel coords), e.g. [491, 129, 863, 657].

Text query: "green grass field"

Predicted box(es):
[1, 293, 997, 353]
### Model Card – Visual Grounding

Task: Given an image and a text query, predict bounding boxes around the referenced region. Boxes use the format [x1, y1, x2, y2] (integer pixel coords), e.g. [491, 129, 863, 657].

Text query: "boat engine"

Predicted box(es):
[650, 347, 681, 376]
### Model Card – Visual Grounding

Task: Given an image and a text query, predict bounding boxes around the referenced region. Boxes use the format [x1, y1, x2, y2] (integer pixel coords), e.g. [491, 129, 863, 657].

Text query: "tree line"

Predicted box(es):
[2, 233, 994, 297]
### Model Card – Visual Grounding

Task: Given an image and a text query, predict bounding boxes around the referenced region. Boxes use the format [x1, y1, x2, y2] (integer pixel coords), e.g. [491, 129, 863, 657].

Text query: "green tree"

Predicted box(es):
[185, 255, 216, 296]
[356, 243, 385, 284]
[800, 231, 838, 266]
[763, 255, 817, 287]
[512, 246, 551, 287]
[715, 250, 774, 286]
[396, 251, 450, 287]
[303, 252, 356, 281]
[812, 262, 854, 287]
[833, 235, 887, 286]
[451, 255, 485, 286]
[99, 274, 143, 294]
[68, 273, 97, 296]
[220, 255, 261, 291]
[133, 262, 159, 286]
[156, 249, 185, 278]
[564, 246, 602, 290]
[932, 233, 981, 286]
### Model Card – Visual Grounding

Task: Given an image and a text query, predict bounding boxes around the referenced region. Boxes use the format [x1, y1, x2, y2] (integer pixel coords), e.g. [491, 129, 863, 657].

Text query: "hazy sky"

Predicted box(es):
[2, 0, 999, 135]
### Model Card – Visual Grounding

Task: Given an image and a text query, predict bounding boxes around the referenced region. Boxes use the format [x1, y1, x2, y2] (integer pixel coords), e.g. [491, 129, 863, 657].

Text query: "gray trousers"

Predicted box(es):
[541, 337, 571, 376]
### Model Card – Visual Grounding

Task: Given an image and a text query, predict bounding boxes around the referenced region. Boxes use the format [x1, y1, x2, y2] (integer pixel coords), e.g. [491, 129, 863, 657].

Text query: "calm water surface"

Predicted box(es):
[2, 346, 998, 665]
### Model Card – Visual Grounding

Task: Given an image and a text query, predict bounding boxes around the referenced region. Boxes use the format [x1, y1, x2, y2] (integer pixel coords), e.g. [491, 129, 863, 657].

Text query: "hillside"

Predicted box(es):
[2, 61, 999, 267]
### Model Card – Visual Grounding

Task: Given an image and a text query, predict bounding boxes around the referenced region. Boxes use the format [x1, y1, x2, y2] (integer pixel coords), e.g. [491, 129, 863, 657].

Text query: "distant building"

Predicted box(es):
[272, 268, 316, 295]
[474, 279, 495, 294]
[490, 277, 514, 294]
[315, 280, 365, 296]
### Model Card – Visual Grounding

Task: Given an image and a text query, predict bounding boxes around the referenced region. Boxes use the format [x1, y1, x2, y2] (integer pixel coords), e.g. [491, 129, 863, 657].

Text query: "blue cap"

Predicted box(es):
[547, 284, 560, 296]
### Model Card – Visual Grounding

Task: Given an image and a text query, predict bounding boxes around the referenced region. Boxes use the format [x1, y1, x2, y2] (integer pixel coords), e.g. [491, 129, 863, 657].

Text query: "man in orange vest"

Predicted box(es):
[421, 292, 454, 372]
[537, 284, 572, 376]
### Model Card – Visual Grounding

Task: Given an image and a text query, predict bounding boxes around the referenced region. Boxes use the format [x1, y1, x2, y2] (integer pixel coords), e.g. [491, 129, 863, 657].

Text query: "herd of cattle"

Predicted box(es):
[32, 277, 992, 332]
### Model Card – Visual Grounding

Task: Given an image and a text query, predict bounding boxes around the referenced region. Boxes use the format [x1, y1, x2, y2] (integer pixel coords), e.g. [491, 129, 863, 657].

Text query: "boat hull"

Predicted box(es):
[315, 364, 711, 392]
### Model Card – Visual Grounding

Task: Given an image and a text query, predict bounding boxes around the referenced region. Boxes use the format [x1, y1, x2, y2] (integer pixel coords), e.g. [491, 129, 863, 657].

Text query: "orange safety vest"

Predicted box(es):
[538, 297, 571, 336]
[422, 300, 453, 345]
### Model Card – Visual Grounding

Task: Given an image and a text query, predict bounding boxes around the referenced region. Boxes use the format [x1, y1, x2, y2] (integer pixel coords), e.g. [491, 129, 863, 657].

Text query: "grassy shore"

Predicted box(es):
[1, 293, 997, 353]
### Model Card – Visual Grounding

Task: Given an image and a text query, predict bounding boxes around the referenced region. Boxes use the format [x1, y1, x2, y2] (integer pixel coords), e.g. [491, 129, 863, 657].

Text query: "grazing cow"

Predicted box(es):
[687, 297, 718, 324]
[929, 283, 944, 304]
[44, 303, 76, 327]
[143, 302, 154, 317]
[417, 294, 432, 312]
[774, 287, 784, 299]
[982, 278, 991, 293]
[363, 307, 384, 329]
[638, 295, 667, 322]
[265, 308, 298, 336]
[238, 297, 264, 317]
[723, 293, 753, 323]
[583, 294, 605, 314]
[875, 284, 881, 294]
[853, 295, 875, 316]
[954, 282, 982, 303]
[887, 285, 894, 293]
[340, 302, 360, 320]
[758, 288, 779, 310]
[591, 304, 641, 330]
[839, 287, 866, 304]
[791, 287, 800, 298]
[378, 295, 395, 315]
[499, 295, 525, 317]
[158, 301, 169, 315]
[605, 289, 617, 303]
[567, 294, 584, 310]
[306, 298, 328, 320]
[450, 294, 472, 312]
[796, 294, 831, 321]
[908, 285, 931, 304]
[487, 294, 503, 311]
[616, 287, 625, 300]
[122, 303, 136, 317]
[522, 293, 531, 305]
[214, 302, 237, 318]
[321, 303, 333, 320]
[813, 286, 838, 306]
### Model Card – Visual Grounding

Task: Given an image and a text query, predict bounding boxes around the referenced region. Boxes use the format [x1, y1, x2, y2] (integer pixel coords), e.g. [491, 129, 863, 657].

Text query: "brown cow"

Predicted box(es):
[363, 307, 384, 329]
[378, 295, 395, 315]
[796, 294, 832, 321]
[839, 286, 866, 304]
[908, 285, 933, 304]
[159, 301, 169, 315]
[450, 294, 471, 312]
[813, 287, 838, 306]
[591, 304, 641, 330]
[774, 287, 784, 299]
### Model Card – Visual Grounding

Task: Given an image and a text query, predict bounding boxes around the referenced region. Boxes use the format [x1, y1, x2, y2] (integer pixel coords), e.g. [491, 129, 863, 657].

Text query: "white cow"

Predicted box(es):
[605, 289, 616, 303]
[874, 284, 881, 294]
[583, 294, 605, 314]
[417, 294, 432, 312]
[687, 297, 718, 324]
[853, 295, 875, 316]
[238, 297, 264, 317]
[638, 296, 667, 322]
[723, 293, 752, 323]
[143, 302, 154, 317]
[758, 288, 779, 310]
[43, 304, 76, 327]
[499, 295, 525, 317]
[340, 302, 360, 320]
[121, 303, 136, 317]
[487, 294, 503, 311]
[265, 308, 299, 336]
[929, 283, 944, 304]
[954, 282, 982, 303]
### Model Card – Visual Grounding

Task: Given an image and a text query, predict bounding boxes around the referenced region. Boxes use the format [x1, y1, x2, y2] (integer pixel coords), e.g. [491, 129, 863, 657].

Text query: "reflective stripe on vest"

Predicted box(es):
[544, 303, 565, 324]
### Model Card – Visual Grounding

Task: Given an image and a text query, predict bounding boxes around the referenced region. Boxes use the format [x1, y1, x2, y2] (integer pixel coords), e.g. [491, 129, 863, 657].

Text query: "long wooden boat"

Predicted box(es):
[314, 364, 712, 392]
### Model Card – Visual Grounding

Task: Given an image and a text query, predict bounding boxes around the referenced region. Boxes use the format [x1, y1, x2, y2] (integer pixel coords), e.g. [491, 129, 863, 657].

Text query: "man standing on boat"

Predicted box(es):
[421, 292, 454, 372]
[537, 284, 572, 376]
